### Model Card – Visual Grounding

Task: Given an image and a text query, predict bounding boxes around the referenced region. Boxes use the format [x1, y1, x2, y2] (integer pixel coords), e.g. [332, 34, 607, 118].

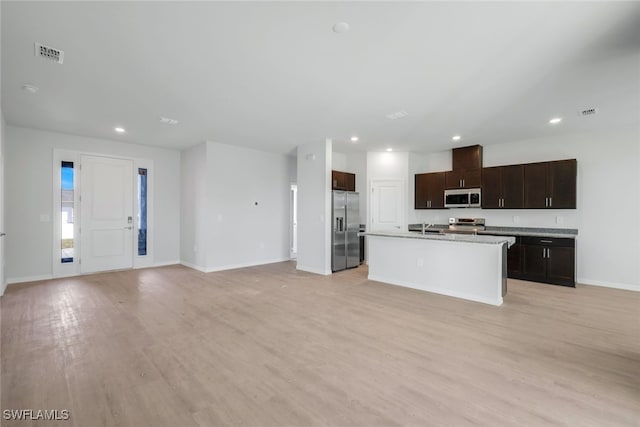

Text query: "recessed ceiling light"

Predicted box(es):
[549, 117, 562, 124]
[114, 127, 126, 133]
[350, 136, 359, 142]
[21, 84, 39, 94]
[386, 148, 393, 152]
[452, 135, 461, 141]
[332, 22, 350, 33]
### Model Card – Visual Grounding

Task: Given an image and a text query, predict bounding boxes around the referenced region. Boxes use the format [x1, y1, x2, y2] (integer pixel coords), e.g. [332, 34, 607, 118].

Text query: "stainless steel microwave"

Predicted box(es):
[444, 188, 481, 208]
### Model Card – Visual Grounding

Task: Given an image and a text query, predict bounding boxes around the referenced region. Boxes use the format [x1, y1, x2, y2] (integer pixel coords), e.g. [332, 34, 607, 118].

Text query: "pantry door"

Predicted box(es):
[80, 155, 134, 273]
[370, 180, 405, 232]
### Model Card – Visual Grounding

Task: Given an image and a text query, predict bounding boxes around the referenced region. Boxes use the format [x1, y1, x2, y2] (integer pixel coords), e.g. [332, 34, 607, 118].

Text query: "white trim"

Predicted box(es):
[6, 274, 54, 285]
[181, 258, 292, 274]
[151, 260, 180, 268]
[296, 264, 332, 276]
[368, 274, 503, 306]
[577, 278, 639, 292]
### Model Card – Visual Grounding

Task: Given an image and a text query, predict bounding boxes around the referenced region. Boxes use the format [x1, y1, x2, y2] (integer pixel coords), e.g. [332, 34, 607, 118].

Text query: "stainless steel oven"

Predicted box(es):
[444, 188, 481, 208]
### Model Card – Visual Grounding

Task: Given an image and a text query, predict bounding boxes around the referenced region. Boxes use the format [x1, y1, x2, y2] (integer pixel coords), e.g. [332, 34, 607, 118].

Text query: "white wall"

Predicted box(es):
[206, 142, 294, 270]
[410, 126, 640, 290]
[0, 113, 5, 295]
[5, 126, 181, 283]
[180, 142, 207, 268]
[296, 140, 332, 275]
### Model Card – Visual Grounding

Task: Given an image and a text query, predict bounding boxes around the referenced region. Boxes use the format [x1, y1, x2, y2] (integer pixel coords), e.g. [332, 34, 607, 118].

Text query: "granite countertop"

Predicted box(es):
[407, 224, 578, 239]
[361, 231, 515, 247]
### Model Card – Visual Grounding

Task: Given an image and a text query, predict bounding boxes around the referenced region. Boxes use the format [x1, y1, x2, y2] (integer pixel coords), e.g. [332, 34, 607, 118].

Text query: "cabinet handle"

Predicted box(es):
[462, 179, 465, 187]
[545, 197, 548, 207]
[542, 248, 546, 258]
[549, 197, 552, 207]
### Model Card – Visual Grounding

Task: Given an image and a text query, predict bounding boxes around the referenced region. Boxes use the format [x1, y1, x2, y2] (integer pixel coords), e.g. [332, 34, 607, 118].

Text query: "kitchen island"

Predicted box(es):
[362, 231, 515, 306]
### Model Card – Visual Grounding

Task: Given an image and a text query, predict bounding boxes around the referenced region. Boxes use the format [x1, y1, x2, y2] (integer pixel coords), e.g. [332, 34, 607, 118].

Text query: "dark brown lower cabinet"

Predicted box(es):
[506, 238, 522, 277]
[519, 236, 575, 287]
[498, 235, 575, 287]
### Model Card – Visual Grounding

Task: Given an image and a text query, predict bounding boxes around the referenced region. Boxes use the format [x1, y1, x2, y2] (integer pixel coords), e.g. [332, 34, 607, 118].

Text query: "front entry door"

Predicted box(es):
[81, 155, 133, 273]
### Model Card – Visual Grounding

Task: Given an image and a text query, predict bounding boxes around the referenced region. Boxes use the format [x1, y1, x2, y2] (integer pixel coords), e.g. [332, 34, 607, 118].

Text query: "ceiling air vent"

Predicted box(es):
[34, 42, 64, 64]
[578, 107, 598, 117]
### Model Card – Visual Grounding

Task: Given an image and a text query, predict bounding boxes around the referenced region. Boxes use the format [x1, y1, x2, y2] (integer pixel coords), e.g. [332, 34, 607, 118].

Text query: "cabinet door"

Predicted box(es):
[415, 172, 445, 209]
[332, 171, 345, 190]
[502, 165, 524, 209]
[462, 169, 481, 188]
[452, 145, 483, 170]
[507, 242, 522, 277]
[426, 172, 446, 208]
[548, 160, 576, 209]
[445, 170, 464, 189]
[524, 163, 548, 208]
[482, 167, 501, 208]
[344, 173, 356, 192]
[414, 174, 429, 209]
[547, 246, 575, 286]
[522, 244, 547, 281]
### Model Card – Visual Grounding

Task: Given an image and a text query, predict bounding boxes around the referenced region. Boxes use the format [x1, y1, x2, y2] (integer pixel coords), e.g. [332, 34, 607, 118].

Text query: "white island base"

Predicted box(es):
[365, 232, 514, 306]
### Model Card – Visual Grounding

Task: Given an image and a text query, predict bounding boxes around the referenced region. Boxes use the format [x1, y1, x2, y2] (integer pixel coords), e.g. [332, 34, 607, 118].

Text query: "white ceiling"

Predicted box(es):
[2, 1, 639, 155]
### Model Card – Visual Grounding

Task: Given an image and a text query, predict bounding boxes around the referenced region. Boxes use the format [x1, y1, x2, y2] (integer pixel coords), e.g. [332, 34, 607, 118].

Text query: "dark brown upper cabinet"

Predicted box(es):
[482, 165, 524, 208]
[415, 172, 446, 209]
[452, 145, 483, 171]
[446, 145, 483, 189]
[332, 170, 356, 191]
[524, 159, 576, 209]
[445, 168, 482, 189]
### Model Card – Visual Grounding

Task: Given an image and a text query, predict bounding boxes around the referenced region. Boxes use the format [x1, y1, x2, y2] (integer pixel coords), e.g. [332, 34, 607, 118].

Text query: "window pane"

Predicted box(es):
[61, 161, 74, 263]
[138, 168, 147, 256]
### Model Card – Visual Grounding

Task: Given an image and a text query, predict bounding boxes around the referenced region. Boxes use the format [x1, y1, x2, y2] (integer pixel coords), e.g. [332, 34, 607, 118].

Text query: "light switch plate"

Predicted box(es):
[40, 214, 50, 222]
[512, 215, 520, 223]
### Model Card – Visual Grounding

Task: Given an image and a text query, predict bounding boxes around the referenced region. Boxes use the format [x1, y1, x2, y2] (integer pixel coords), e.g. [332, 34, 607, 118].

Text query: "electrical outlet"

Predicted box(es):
[417, 258, 424, 267]
[556, 215, 564, 225]
[512, 215, 520, 224]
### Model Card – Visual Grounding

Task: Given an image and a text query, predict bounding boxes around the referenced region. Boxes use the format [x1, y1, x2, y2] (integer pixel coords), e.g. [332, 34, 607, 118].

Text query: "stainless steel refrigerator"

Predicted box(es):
[332, 191, 360, 272]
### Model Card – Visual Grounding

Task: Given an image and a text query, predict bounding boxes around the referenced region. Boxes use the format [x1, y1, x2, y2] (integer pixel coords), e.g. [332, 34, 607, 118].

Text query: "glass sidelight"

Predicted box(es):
[137, 168, 147, 256]
[61, 161, 74, 263]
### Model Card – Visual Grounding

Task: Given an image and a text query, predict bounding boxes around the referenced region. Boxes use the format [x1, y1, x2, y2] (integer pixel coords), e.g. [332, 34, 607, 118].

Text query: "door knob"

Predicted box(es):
[0, 232, 5, 237]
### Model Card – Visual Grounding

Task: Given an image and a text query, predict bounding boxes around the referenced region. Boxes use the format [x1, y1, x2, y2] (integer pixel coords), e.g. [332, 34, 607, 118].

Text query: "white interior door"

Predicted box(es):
[81, 155, 133, 273]
[370, 180, 405, 232]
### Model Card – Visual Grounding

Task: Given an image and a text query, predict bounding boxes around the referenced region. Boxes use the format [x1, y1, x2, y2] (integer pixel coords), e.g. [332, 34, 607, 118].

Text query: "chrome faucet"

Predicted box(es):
[421, 222, 433, 235]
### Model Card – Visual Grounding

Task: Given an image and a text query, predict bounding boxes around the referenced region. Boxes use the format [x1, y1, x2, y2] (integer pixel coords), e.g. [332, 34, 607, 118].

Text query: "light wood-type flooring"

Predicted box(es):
[1, 262, 639, 426]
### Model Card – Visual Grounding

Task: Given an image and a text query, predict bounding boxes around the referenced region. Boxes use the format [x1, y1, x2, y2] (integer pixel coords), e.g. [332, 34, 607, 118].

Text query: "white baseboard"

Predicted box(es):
[6, 274, 54, 285]
[180, 258, 292, 274]
[180, 261, 208, 272]
[296, 264, 332, 276]
[577, 278, 639, 292]
[152, 260, 181, 268]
